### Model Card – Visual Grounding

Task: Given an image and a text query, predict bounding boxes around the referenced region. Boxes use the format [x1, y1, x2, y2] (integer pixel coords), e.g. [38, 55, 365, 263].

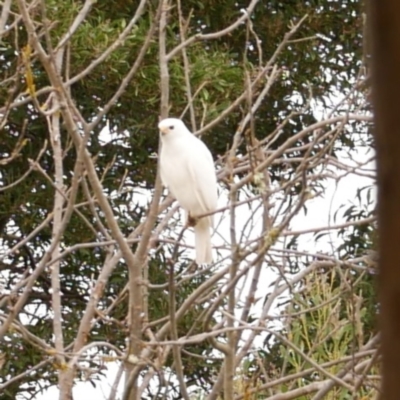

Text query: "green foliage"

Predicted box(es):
[241, 263, 377, 399]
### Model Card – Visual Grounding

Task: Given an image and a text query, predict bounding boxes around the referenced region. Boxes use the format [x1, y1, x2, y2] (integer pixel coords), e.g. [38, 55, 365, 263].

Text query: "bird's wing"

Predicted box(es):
[186, 139, 218, 214]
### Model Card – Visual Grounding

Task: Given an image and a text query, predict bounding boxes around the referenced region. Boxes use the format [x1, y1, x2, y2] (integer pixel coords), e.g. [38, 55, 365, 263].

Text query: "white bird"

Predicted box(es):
[158, 118, 218, 264]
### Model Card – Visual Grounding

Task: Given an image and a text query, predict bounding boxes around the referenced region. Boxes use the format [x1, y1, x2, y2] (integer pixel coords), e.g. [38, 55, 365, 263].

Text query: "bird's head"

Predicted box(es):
[158, 118, 188, 136]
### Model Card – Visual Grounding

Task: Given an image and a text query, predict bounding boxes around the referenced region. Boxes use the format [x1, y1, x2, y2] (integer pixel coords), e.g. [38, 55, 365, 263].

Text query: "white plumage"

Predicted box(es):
[158, 118, 218, 264]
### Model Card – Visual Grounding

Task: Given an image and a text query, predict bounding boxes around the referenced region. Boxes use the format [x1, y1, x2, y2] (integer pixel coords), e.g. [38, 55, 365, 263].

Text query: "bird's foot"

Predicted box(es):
[186, 214, 198, 227]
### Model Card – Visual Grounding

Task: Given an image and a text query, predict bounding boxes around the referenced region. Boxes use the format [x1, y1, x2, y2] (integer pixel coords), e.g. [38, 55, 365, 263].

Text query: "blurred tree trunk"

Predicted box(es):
[369, 1, 400, 398]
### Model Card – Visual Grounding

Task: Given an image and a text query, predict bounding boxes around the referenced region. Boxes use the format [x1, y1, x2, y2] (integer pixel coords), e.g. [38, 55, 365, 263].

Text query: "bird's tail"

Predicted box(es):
[194, 217, 212, 264]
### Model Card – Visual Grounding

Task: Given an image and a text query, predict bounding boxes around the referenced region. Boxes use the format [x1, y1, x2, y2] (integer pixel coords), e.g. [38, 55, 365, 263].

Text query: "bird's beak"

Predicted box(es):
[159, 126, 168, 135]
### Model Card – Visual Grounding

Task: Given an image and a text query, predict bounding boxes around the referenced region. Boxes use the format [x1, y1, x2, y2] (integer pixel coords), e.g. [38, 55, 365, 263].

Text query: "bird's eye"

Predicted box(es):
[169, 125, 174, 130]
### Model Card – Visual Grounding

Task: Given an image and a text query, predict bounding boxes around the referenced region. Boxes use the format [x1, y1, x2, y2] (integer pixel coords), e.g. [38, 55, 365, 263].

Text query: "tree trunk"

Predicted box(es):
[369, 1, 400, 398]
